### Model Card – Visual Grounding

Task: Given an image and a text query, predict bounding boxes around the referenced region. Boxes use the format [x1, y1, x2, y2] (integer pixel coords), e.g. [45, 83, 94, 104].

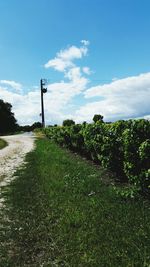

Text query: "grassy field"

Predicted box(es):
[0, 138, 7, 149]
[1, 138, 150, 266]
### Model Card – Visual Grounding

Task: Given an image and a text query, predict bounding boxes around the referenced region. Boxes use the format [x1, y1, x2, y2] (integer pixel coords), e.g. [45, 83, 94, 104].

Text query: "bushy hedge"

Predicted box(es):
[44, 119, 150, 197]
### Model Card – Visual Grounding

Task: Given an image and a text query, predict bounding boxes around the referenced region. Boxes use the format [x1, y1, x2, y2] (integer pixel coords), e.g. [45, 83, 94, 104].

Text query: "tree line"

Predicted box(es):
[0, 99, 42, 135]
[0, 98, 111, 135]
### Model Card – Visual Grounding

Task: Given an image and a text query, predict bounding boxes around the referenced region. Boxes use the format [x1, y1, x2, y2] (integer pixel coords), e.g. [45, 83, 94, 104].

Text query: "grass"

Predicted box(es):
[0, 138, 7, 149]
[0, 138, 150, 266]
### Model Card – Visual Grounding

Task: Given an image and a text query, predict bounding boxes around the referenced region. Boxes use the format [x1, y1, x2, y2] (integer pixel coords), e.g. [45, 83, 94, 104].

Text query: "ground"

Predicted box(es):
[0, 133, 35, 266]
[0, 135, 150, 266]
[0, 132, 34, 189]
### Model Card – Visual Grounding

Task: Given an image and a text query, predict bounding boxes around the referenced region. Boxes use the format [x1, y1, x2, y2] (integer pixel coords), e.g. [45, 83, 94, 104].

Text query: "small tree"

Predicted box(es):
[93, 114, 104, 123]
[82, 121, 87, 127]
[31, 122, 42, 130]
[62, 119, 75, 127]
[0, 99, 18, 134]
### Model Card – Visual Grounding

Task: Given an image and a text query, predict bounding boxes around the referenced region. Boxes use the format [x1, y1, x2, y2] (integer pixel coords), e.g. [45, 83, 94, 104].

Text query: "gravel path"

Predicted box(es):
[0, 133, 35, 207]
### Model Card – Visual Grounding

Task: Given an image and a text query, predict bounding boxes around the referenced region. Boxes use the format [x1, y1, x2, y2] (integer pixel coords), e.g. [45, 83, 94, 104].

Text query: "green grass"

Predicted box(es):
[0, 138, 7, 149]
[0, 138, 150, 266]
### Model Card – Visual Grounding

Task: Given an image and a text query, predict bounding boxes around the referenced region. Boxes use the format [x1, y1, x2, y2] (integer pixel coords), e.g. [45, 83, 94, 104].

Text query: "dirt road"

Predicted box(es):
[0, 133, 35, 206]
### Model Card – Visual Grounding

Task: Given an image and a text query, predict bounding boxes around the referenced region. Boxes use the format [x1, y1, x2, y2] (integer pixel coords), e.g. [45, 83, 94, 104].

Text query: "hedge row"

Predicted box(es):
[44, 119, 150, 197]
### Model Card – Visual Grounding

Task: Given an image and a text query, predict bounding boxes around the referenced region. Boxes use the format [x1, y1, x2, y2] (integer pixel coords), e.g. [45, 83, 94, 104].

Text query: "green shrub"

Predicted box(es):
[122, 120, 150, 191]
[44, 119, 150, 197]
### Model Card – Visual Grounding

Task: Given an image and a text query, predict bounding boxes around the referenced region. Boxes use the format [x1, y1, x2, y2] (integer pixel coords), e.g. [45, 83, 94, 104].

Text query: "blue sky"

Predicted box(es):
[0, 0, 150, 125]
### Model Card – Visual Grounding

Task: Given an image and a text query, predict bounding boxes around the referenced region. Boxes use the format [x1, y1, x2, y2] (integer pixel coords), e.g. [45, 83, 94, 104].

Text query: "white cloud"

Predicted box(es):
[0, 80, 22, 91]
[44, 42, 90, 118]
[42, 42, 90, 124]
[75, 72, 150, 122]
[1, 42, 150, 126]
[85, 72, 150, 99]
[143, 115, 150, 120]
[58, 45, 87, 61]
[65, 67, 89, 87]
[44, 57, 73, 72]
[81, 40, 90, 46]
[1, 71, 150, 125]
[0, 42, 91, 125]
[82, 67, 91, 75]
[0, 76, 88, 126]
[44, 42, 88, 72]
[0, 86, 40, 125]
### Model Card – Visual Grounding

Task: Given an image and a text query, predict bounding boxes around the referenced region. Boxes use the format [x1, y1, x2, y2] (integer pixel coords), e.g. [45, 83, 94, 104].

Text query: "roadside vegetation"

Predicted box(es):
[44, 116, 150, 198]
[0, 138, 7, 149]
[1, 138, 150, 266]
[0, 99, 18, 135]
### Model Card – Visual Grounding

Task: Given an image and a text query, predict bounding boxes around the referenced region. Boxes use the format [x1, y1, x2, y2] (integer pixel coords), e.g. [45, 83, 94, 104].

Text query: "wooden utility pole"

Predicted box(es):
[40, 79, 47, 128]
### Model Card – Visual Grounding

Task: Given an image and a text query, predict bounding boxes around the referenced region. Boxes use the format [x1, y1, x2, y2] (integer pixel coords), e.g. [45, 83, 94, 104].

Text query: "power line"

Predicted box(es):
[43, 78, 114, 83]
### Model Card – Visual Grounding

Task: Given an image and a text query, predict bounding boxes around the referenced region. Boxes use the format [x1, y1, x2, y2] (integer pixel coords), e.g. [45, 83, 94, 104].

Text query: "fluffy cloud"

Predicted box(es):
[82, 67, 91, 75]
[75, 72, 150, 122]
[0, 41, 90, 125]
[44, 42, 88, 72]
[0, 84, 70, 125]
[58, 45, 87, 61]
[1, 70, 150, 125]
[0, 75, 88, 126]
[0, 80, 22, 91]
[81, 40, 90, 46]
[46, 78, 87, 108]
[0, 86, 40, 125]
[44, 42, 90, 121]
[44, 57, 73, 72]
[1, 41, 150, 126]
[85, 72, 150, 99]
[42, 41, 90, 124]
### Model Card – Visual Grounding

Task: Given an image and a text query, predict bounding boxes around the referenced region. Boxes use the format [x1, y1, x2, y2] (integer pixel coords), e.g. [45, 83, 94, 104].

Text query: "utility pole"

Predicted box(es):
[40, 79, 47, 128]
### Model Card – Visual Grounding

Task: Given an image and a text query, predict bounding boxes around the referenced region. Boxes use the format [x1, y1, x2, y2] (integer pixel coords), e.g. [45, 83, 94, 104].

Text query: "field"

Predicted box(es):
[1, 138, 150, 266]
